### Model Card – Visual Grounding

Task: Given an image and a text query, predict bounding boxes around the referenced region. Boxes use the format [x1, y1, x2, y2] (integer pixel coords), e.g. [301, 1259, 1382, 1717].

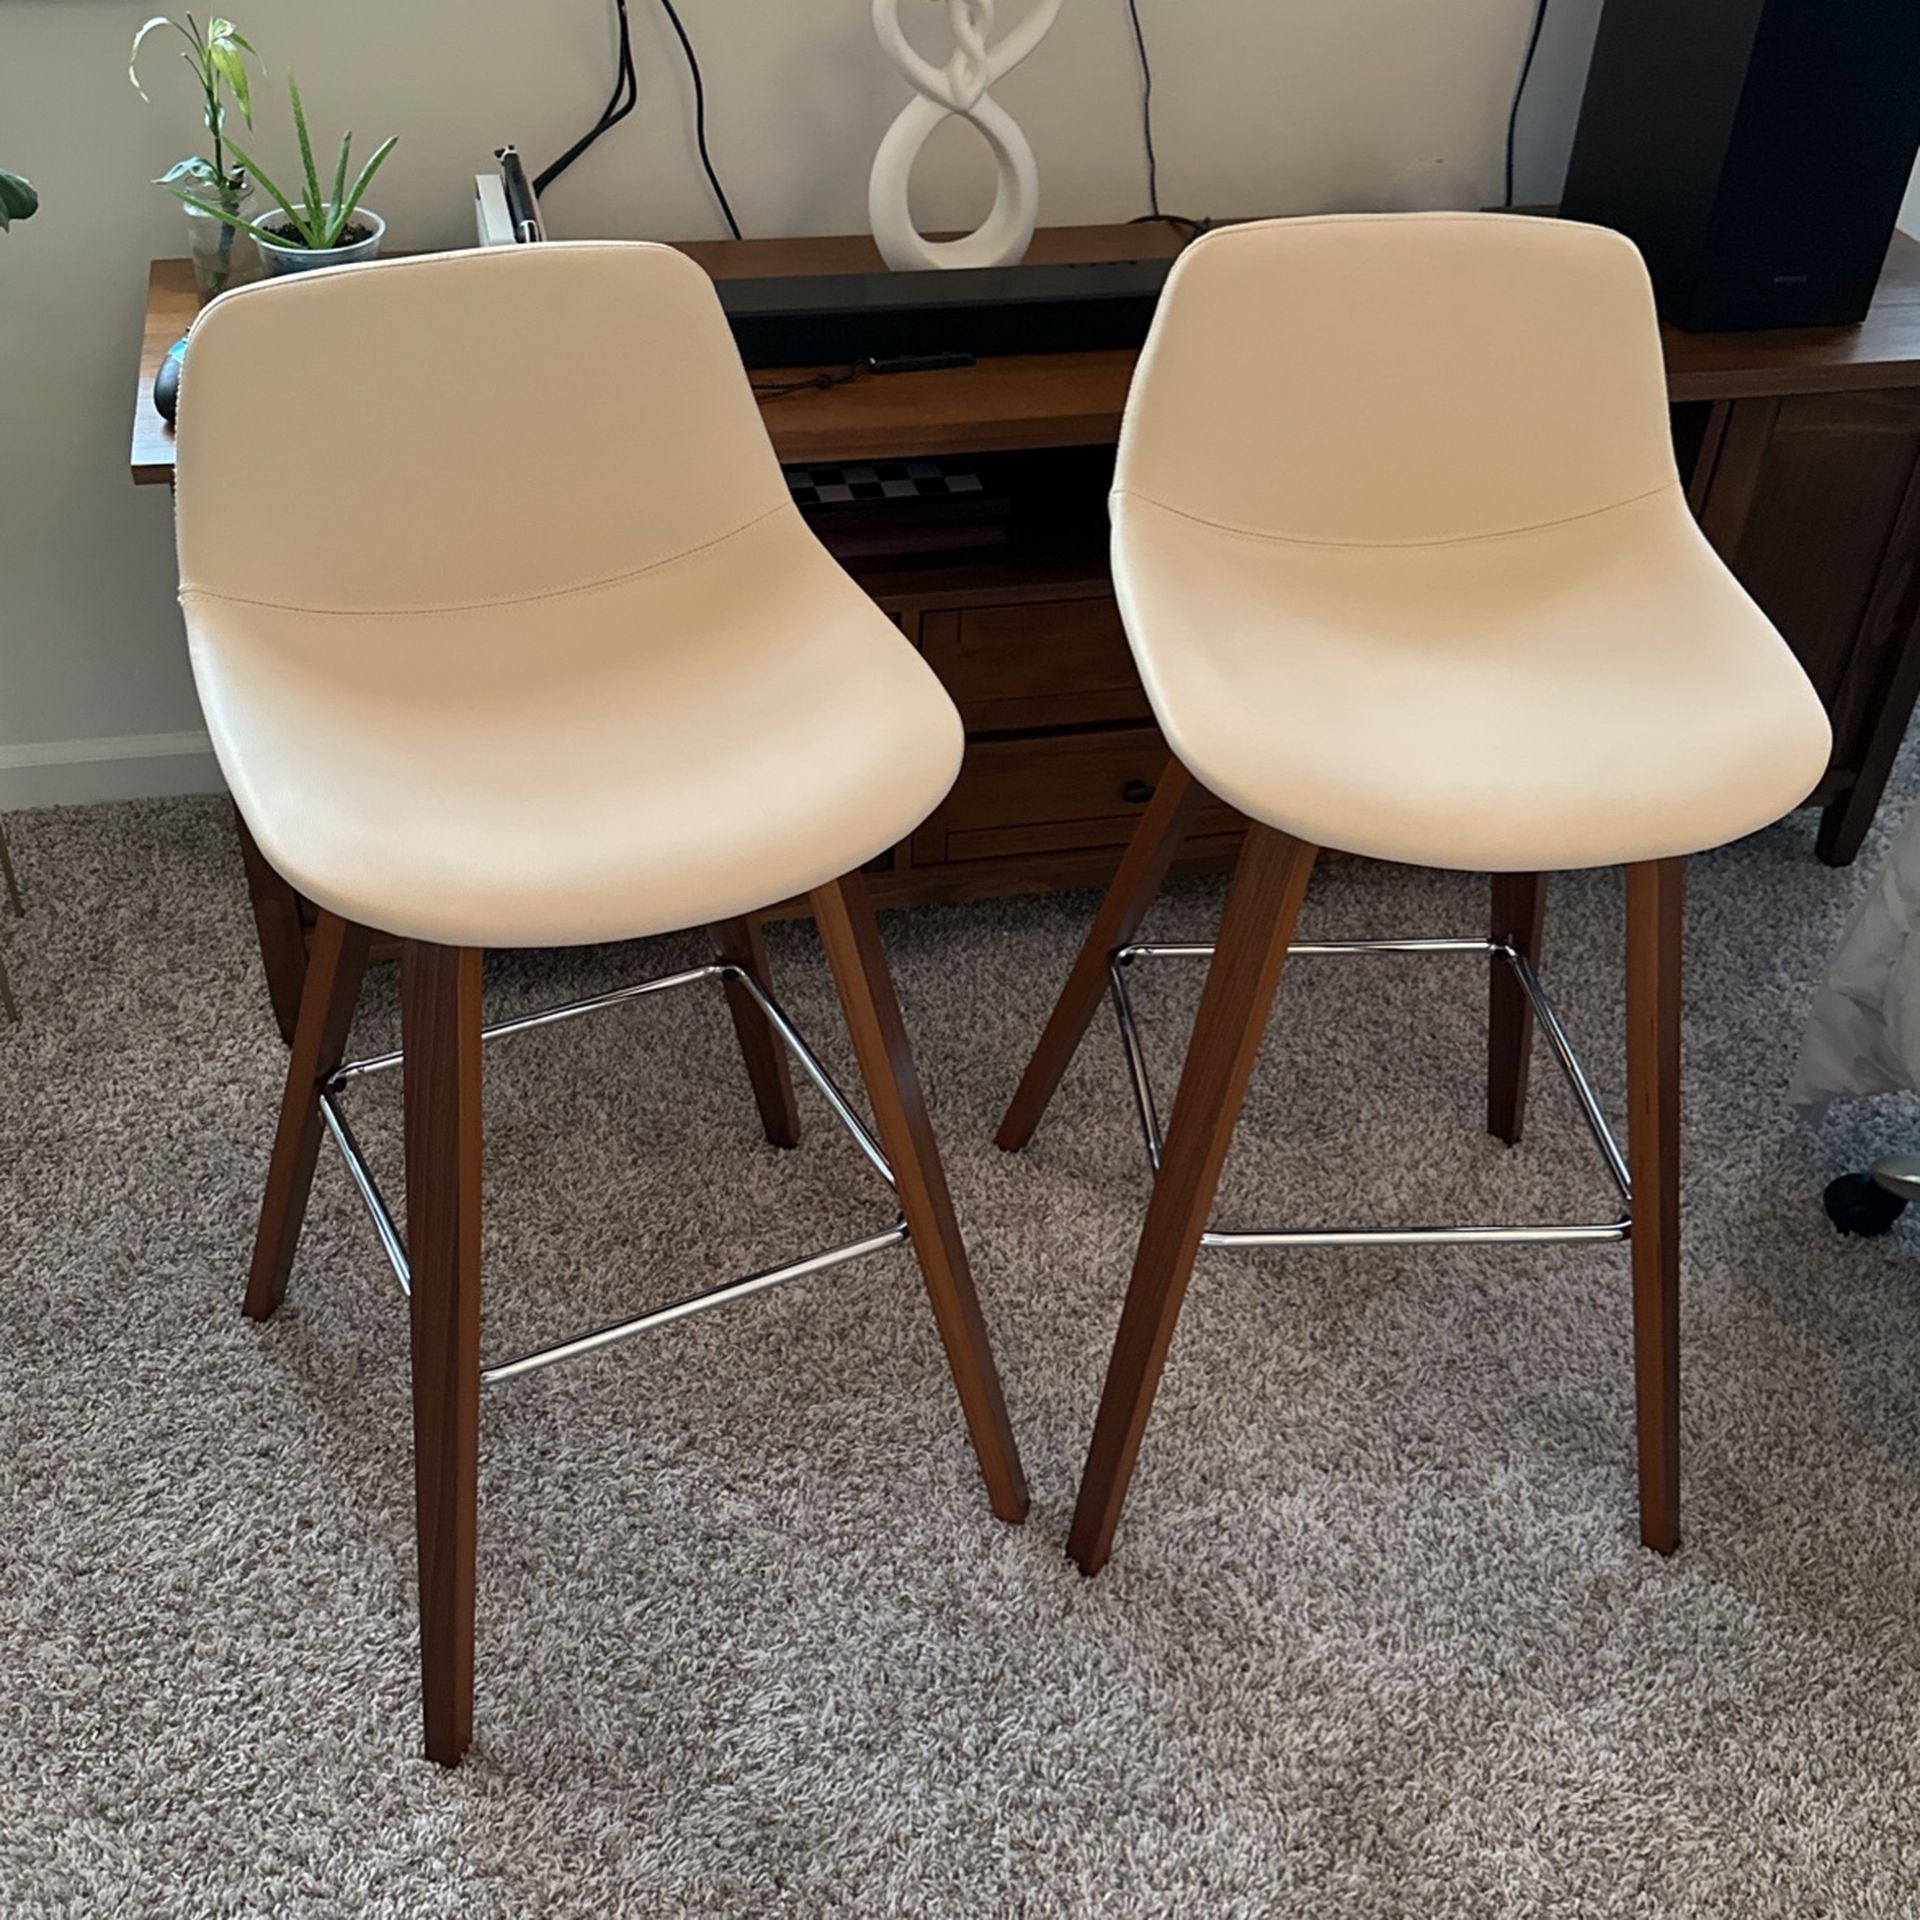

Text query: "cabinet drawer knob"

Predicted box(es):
[1121, 779, 1155, 806]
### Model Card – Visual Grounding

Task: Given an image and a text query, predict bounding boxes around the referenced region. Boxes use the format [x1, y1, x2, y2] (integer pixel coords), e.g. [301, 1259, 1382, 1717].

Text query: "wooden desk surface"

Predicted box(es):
[131, 223, 1920, 485]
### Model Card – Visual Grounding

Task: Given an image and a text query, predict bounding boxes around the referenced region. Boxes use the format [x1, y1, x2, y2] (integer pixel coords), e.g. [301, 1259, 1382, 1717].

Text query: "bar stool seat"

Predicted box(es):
[187, 511, 960, 947]
[1115, 485, 1829, 872]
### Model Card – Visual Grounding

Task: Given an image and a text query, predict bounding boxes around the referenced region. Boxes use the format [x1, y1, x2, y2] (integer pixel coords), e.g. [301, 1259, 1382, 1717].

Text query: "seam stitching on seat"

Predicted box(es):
[1111, 482, 1681, 551]
[177, 502, 790, 618]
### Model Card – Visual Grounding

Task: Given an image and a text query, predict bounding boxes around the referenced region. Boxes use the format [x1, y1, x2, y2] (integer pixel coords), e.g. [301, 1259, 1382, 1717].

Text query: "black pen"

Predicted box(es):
[495, 145, 544, 244]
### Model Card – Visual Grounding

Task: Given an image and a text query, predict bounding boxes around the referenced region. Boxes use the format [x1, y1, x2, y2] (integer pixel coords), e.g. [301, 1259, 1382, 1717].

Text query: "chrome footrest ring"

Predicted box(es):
[320, 961, 908, 1383]
[1107, 936, 1632, 1247]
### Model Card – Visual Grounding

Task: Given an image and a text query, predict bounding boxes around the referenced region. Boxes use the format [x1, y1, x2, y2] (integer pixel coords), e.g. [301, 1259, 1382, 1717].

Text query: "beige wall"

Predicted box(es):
[0, 0, 1612, 800]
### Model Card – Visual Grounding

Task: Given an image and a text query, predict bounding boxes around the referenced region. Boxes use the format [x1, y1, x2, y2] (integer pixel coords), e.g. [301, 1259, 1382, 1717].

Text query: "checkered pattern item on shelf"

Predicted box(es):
[784, 459, 987, 508]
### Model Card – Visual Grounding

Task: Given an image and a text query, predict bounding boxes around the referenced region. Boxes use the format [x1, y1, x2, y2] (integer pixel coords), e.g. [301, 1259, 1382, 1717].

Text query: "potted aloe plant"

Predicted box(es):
[169, 74, 395, 278]
[130, 13, 262, 301]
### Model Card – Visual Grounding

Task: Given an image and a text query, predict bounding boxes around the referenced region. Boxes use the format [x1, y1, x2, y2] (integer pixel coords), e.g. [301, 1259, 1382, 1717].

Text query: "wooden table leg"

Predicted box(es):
[811, 870, 1029, 1525]
[996, 760, 1207, 1152]
[710, 917, 801, 1149]
[1067, 827, 1318, 1577]
[1625, 858, 1683, 1555]
[402, 941, 484, 1766]
[233, 807, 310, 1047]
[1817, 785, 1882, 868]
[1488, 872, 1548, 1145]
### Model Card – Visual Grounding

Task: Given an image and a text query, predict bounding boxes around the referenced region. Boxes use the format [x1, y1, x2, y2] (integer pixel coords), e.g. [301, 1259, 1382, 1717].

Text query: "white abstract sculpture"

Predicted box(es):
[869, 0, 1065, 272]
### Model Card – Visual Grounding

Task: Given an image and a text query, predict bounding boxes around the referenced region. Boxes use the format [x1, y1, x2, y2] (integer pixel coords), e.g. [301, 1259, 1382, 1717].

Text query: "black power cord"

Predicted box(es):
[1124, 0, 1161, 221]
[658, 0, 743, 239]
[537, 0, 743, 239]
[535, 0, 637, 196]
[752, 363, 863, 400]
[1122, 3, 1207, 241]
[1504, 0, 1552, 209]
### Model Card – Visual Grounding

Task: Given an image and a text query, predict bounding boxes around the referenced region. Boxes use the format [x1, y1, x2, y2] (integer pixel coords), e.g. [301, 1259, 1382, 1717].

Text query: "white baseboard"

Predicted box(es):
[0, 729, 226, 808]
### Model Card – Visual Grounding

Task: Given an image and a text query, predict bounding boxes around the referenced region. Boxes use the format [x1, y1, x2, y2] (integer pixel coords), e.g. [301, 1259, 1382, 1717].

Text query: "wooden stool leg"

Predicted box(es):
[1488, 872, 1548, 1145]
[401, 941, 484, 1766]
[710, 917, 801, 1149]
[234, 808, 312, 1048]
[244, 910, 372, 1320]
[811, 871, 1030, 1524]
[996, 761, 1209, 1151]
[1625, 858, 1683, 1555]
[1067, 827, 1318, 1577]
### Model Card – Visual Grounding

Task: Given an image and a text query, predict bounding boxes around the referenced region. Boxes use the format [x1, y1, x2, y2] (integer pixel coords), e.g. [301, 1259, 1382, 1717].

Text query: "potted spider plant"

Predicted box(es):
[130, 13, 262, 301]
[170, 74, 395, 277]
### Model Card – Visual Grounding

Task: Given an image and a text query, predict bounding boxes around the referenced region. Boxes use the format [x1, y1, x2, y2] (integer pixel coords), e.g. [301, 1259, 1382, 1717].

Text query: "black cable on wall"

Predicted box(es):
[1504, 0, 1552, 208]
[537, 0, 743, 239]
[1125, 0, 1162, 222]
[657, 0, 743, 239]
[534, 0, 637, 195]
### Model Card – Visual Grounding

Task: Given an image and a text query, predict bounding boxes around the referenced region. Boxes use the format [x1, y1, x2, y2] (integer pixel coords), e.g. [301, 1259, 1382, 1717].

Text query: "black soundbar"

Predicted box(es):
[713, 256, 1176, 368]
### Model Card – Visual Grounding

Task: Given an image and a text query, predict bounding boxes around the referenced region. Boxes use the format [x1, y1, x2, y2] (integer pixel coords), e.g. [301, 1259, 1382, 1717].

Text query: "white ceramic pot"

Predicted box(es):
[252, 207, 386, 277]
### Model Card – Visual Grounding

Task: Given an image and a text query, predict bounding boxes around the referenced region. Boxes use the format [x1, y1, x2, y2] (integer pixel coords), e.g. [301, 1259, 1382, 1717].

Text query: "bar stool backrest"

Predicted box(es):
[175, 242, 790, 618]
[1114, 212, 1680, 550]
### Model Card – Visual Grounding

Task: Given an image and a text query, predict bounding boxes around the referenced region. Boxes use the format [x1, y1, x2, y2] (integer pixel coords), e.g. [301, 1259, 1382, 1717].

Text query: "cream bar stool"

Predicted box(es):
[174, 243, 1027, 1764]
[998, 214, 1830, 1575]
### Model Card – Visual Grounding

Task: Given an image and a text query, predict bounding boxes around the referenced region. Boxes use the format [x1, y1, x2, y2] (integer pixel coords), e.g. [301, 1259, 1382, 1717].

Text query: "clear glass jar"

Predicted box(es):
[185, 182, 263, 304]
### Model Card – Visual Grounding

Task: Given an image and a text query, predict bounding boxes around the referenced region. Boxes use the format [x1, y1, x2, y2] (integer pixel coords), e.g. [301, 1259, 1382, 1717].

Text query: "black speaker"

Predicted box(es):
[1560, 0, 1920, 332]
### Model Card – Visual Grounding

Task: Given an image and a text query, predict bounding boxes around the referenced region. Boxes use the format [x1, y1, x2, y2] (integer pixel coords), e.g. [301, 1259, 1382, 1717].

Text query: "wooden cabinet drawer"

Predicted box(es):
[921, 596, 1149, 732]
[912, 727, 1243, 867]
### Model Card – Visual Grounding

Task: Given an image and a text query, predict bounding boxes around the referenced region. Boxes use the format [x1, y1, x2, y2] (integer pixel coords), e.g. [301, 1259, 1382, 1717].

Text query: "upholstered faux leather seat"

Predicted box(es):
[1116, 487, 1827, 872]
[177, 245, 961, 948]
[182, 514, 959, 948]
[1110, 213, 1830, 871]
